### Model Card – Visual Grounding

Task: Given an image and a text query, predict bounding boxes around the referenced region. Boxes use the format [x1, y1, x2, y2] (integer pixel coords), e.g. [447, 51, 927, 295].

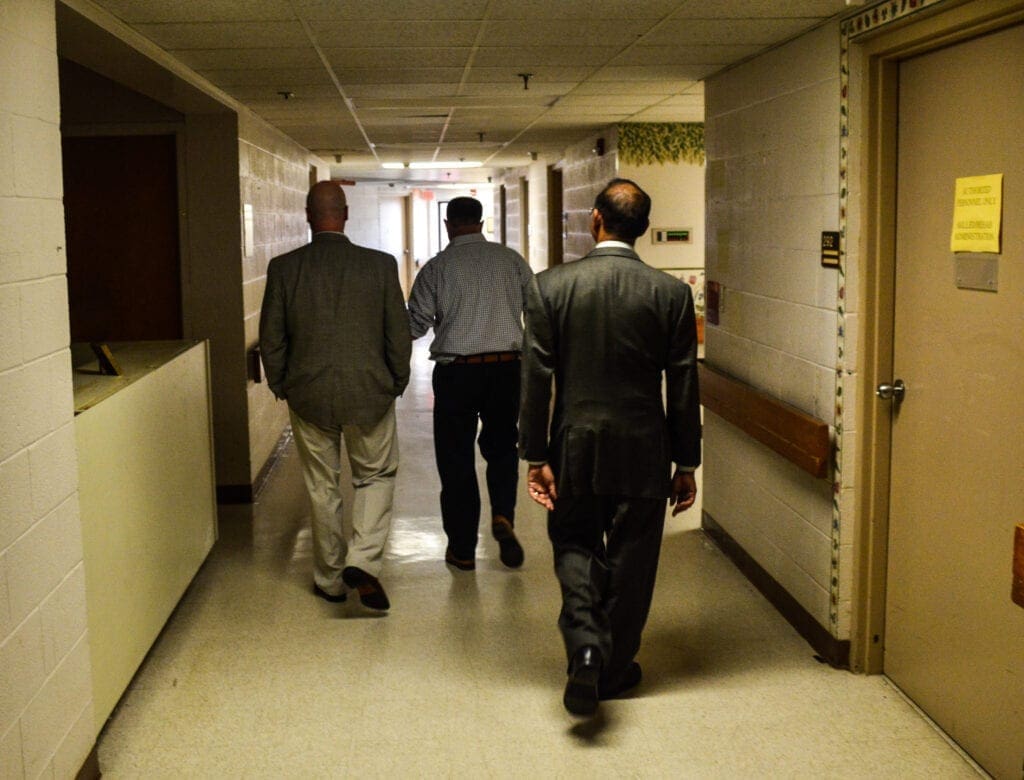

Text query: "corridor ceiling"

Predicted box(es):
[81, 0, 855, 182]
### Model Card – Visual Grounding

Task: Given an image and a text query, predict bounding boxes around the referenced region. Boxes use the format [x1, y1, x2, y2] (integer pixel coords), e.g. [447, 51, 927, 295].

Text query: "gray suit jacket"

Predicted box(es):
[518, 245, 701, 498]
[259, 232, 412, 429]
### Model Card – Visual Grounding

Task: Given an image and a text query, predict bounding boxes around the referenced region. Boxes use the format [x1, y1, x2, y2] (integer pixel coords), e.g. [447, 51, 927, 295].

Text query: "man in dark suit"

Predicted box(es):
[260, 181, 411, 612]
[519, 178, 701, 715]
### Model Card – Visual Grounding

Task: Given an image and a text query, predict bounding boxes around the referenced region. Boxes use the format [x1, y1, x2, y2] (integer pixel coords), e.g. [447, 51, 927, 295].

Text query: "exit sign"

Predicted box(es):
[653, 228, 691, 244]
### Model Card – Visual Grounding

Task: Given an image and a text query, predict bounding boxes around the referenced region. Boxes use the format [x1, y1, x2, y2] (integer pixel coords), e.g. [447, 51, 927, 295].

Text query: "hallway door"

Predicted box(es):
[380, 195, 410, 296]
[63, 134, 182, 341]
[884, 23, 1024, 779]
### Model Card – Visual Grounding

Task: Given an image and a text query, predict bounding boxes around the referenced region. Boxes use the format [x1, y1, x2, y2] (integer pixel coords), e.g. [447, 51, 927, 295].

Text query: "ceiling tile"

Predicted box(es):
[629, 106, 704, 122]
[132, 21, 308, 49]
[295, 0, 485, 20]
[488, 1, 683, 20]
[173, 48, 322, 70]
[464, 68, 592, 84]
[643, 17, 820, 44]
[672, 0, 848, 17]
[95, 0, 293, 23]
[324, 47, 469, 69]
[611, 44, 761, 66]
[311, 21, 481, 47]
[331, 67, 465, 85]
[196, 68, 331, 87]
[481, 19, 652, 46]
[473, 46, 622, 68]
[589, 65, 720, 82]
[78, 0, 856, 181]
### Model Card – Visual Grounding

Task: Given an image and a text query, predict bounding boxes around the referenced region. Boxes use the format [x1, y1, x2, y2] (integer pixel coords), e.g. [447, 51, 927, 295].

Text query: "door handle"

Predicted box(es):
[876, 379, 906, 402]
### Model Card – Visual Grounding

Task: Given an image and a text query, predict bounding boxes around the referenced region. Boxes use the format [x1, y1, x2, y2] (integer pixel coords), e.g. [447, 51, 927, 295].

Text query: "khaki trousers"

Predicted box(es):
[289, 404, 398, 595]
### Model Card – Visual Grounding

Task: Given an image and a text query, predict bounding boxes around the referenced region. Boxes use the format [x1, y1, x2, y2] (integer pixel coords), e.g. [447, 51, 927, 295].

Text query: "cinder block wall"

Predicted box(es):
[0, 4, 95, 776]
[240, 113, 326, 484]
[703, 21, 854, 636]
[560, 131, 618, 263]
[500, 131, 617, 269]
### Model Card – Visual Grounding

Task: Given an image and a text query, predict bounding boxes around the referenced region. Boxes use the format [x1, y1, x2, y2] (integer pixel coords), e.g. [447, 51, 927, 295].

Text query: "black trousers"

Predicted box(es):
[548, 494, 665, 685]
[432, 360, 521, 559]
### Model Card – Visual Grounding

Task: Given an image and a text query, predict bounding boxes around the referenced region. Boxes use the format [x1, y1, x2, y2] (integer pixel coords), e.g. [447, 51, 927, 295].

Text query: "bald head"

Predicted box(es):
[591, 178, 651, 244]
[306, 181, 348, 233]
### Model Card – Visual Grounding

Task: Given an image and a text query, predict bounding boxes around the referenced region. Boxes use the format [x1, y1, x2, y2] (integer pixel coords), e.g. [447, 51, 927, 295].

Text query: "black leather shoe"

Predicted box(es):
[341, 566, 390, 611]
[563, 645, 602, 716]
[313, 583, 347, 603]
[492, 516, 524, 568]
[600, 662, 642, 700]
[445, 548, 476, 571]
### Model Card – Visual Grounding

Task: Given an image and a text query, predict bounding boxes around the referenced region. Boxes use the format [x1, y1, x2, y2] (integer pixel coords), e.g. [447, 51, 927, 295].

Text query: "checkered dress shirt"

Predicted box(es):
[408, 233, 533, 362]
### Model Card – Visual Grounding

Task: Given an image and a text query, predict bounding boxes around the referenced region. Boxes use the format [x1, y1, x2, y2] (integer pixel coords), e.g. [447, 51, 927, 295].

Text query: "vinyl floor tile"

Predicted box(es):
[96, 344, 981, 778]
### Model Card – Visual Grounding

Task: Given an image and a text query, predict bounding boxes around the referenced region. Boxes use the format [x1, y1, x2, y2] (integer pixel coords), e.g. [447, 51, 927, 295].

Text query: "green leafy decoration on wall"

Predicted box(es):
[618, 123, 705, 166]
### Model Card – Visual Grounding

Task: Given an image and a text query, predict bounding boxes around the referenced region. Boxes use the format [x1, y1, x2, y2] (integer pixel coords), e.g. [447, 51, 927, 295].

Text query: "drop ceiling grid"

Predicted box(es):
[84, 0, 853, 171]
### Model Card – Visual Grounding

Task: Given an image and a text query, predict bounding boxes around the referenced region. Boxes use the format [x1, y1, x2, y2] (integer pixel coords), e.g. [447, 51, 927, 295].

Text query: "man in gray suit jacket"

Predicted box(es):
[519, 178, 701, 715]
[260, 181, 411, 612]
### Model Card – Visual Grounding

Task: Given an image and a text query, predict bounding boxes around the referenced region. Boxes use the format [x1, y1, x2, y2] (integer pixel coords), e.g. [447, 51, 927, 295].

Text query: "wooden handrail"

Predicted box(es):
[698, 362, 831, 478]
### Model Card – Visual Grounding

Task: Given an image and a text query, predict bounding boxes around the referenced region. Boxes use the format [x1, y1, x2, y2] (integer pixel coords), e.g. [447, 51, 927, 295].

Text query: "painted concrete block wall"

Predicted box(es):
[239, 111, 328, 484]
[704, 21, 849, 635]
[500, 132, 619, 267]
[560, 131, 618, 262]
[342, 183, 384, 251]
[503, 178, 523, 256]
[0, 3, 95, 776]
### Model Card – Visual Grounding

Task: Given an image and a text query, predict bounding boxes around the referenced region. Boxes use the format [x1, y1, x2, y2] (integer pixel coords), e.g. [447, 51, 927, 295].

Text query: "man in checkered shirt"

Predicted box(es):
[408, 197, 534, 572]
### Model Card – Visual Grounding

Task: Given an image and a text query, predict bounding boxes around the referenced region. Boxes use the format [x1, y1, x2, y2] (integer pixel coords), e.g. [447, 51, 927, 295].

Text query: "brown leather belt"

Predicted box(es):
[451, 351, 520, 365]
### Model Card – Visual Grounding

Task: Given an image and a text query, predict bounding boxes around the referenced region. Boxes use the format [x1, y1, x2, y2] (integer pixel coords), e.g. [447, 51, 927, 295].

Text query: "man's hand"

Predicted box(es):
[670, 470, 697, 515]
[527, 463, 558, 510]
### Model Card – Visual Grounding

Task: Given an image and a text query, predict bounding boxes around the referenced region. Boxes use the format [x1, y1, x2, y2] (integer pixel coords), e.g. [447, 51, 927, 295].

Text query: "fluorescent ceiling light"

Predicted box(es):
[381, 161, 482, 170]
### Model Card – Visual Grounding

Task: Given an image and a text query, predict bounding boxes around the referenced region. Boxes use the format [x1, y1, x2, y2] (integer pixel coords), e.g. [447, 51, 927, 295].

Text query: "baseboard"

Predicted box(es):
[76, 744, 100, 780]
[216, 426, 293, 505]
[702, 510, 851, 669]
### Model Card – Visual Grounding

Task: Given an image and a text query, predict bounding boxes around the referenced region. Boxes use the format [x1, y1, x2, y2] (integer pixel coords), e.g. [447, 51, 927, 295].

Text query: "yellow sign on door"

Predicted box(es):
[950, 173, 1003, 253]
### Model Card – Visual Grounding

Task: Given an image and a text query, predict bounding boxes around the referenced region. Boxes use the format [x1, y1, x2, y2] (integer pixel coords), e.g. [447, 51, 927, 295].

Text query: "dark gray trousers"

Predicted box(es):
[547, 494, 665, 684]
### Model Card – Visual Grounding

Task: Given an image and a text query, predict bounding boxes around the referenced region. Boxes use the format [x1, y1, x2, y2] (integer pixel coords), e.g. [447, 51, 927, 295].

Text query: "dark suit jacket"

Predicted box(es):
[259, 232, 412, 429]
[518, 245, 701, 499]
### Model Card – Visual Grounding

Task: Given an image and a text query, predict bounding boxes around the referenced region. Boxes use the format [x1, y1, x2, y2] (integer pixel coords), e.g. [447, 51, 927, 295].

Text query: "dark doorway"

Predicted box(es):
[62, 134, 182, 341]
[547, 166, 564, 266]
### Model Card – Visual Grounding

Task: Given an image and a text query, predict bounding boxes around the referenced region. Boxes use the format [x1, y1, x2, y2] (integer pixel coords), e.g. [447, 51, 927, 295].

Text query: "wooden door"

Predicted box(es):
[62, 134, 182, 341]
[884, 23, 1024, 779]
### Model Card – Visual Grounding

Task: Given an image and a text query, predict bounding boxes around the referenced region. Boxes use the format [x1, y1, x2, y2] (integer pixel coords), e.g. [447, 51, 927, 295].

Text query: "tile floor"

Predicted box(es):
[96, 344, 983, 778]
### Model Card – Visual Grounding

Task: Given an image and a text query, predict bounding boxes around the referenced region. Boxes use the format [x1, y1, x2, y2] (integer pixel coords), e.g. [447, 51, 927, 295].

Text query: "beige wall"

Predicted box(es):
[0, 3, 96, 777]
[618, 159, 705, 271]
[704, 21, 850, 636]
[239, 112, 326, 485]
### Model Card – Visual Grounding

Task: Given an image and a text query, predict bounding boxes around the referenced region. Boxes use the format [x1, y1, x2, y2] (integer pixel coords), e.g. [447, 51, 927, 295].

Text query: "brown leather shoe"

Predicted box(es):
[445, 548, 476, 571]
[492, 515, 524, 568]
[313, 583, 347, 603]
[341, 566, 389, 611]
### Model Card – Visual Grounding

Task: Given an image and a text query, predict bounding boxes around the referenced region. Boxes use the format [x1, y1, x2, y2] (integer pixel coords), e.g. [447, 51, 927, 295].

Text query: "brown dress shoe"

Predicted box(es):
[492, 515, 524, 568]
[341, 566, 390, 611]
[313, 583, 347, 603]
[445, 548, 476, 571]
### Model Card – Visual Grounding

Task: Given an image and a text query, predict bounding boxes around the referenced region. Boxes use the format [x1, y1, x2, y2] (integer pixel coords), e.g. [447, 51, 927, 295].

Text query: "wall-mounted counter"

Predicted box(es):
[73, 340, 217, 731]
